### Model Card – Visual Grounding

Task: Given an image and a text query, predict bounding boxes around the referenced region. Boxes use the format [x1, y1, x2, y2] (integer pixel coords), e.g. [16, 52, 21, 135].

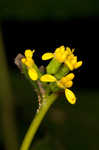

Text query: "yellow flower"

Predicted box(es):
[25, 49, 35, 58]
[57, 73, 74, 88]
[21, 49, 35, 68]
[64, 47, 83, 71]
[21, 49, 38, 81]
[57, 73, 76, 104]
[40, 73, 76, 104]
[42, 46, 82, 71]
[42, 46, 67, 63]
[21, 57, 34, 68]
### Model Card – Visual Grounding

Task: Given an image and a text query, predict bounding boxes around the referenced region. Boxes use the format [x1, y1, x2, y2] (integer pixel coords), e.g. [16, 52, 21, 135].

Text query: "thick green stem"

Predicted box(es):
[20, 93, 58, 150]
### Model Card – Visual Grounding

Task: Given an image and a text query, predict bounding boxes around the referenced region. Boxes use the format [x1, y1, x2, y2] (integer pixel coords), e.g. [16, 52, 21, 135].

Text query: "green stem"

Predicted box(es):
[20, 93, 58, 150]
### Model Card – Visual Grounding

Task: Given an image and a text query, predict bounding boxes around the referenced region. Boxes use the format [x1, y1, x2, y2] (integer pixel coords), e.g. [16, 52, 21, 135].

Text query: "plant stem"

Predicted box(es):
[20, 93, 58, 150]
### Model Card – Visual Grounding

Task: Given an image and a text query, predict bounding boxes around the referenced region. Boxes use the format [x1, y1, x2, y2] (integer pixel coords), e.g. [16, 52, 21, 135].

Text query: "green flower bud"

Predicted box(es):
[55, 65, 69, 80]
[47, 58, 61, 74]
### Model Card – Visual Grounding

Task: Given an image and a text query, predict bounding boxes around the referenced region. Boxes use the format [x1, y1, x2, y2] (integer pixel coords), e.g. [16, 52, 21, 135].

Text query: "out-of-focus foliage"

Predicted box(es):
[0, 0, 99, 20]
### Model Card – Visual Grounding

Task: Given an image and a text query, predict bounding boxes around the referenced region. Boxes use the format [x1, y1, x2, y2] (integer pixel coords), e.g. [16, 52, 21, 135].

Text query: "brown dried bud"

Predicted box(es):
[14, 54, 24, 71]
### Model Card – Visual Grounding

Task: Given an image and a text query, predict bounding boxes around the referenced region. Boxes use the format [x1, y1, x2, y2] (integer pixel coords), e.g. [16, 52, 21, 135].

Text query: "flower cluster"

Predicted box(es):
[21, 49, 38, 81]
[42, 46, 82, 71]
[21, 46, 82, 104]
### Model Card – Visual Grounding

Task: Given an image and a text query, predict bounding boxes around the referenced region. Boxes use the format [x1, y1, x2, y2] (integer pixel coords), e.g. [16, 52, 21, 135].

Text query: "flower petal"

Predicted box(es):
[55, 46, 66, 63]
[21, 58, 26, 64]
[25, 49, 35, 58]
[40, 74, 56, 82]
[60, 73, 74, 85]
[65, 89, 76, 104]
[57, 81, 64, 88]
[65, 81, 73, 88]
[71, 56, 77, 64]
[28, 68, 38, 81]
[65, 60, 74, 71]
[42, 53, 54, 60]
[64, 73, 75, 80]
[55, 46, 65, 54]
[75, 61, 83, 69]
[23, 58, 34, 67]
[66, 47, 73, 55]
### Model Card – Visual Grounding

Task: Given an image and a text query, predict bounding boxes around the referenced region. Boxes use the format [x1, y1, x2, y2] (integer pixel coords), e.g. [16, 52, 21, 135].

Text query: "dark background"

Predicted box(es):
[0, 0, 99, 150]
[2, 18, 99, 88]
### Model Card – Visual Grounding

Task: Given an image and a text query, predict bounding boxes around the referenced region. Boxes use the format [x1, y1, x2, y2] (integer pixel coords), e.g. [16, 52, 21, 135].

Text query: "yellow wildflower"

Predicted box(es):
[42, 46, 82, 70]
[42, 46, 67, 63]
[21, 57, 34, 68]
[21, 49, 38, 81]
[57, 73, 76, 104]
[25, 49, 34, 58]
[64, 47, 83, 71]
[57, 73, 74, 88]
[40, 73, 76, 104]
[21, 49, 35, 68]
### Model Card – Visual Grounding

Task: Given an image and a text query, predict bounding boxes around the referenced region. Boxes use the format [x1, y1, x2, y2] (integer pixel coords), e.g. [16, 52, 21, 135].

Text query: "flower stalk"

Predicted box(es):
[20, 93, 58, 150]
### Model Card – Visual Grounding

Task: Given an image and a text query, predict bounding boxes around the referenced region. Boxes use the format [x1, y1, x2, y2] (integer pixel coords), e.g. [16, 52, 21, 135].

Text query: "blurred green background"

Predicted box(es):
[0, 0, 99, 150]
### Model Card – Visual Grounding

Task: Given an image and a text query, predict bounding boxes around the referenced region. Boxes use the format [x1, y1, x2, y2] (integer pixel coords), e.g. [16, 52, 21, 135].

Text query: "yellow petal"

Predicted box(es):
[59, 77, 68, 85]
[28, 68, 38, 81]
[75, 61, 83, 69]
[55, 46, 66, 63]
[40, 74, 56, 82]
[64, 73, 75, 80]
[21, 58, 26, 64]
[25, 49, 35, 58]
[65, 89, 76, 104]
[71, 56, 77, 64]
[42, 53, 54, 60]
[24, 58, 34, 67]
[57, 81, 64, 88]
[66, 47, 73, 55]
[72, 48, 75, 53]
[65, 60, 74, 71]
[65, 81, 73, 88]
[55, 46, 65, 54]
